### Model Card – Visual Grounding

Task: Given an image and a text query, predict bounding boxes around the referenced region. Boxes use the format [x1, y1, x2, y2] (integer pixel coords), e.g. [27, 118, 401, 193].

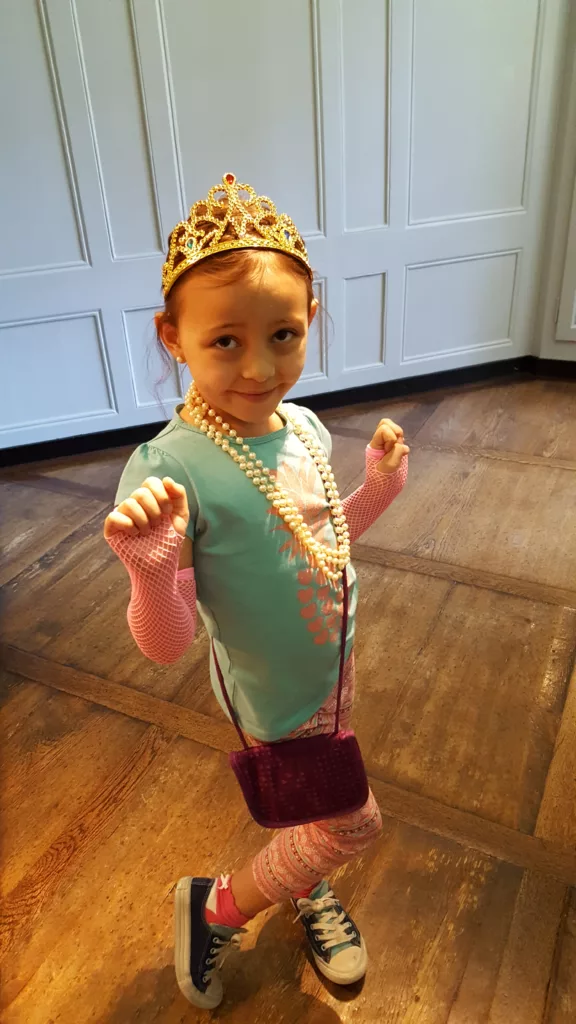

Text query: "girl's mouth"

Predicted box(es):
[233, 390, 276, 402]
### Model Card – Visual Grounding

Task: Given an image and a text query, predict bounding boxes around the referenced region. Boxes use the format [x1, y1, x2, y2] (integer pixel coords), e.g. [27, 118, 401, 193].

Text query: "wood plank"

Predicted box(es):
[358, 446, 576, 592]
[377, 674, 575, 1024]
[0, 472, 115, 503]
[414, 379, 576, 462]
[534, 666, 576, 850]
[486, 665, 576, 1023]
[0, 723, 174, 976]
[353, 543, 576, 606]
[7, 646, 576, 888]
[0, 521, 220, 709]
[417, 441, 576, 474]
[0, 645, 236, 754]
[0, 729, 286, 1021]
[297, 826, 523, 1024]
[1, 714, 525, 1024]
[6, 553, 574, 837]
[1, 445, 131, 500]
[445, 862, 533, 1024]
[546, 890, 576, 1023]
[487, 872, 567, 1024]
[0, 669, 47, 738]
[328, 425, 576, 473]
[356, 561, 576, 832]
[370, 610, 575, 903]
[0, 673, 147, 893]
[368, 777, 576, 887]
[320, 395, 441, 441]
[0, 480, 106, 586]
[525, 662, 576, 1023]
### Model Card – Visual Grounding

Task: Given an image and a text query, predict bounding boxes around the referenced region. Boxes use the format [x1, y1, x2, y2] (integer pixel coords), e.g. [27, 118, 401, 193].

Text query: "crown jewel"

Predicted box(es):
[162, 173, 311, 296]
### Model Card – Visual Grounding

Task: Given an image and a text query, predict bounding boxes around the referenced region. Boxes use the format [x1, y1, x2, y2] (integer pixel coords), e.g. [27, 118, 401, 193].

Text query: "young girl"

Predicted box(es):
[104, 174, 408, 1009]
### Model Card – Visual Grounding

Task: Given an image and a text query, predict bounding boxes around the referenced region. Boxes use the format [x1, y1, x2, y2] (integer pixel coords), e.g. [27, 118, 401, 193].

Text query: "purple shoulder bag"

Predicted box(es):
[212, 569, 370, 829]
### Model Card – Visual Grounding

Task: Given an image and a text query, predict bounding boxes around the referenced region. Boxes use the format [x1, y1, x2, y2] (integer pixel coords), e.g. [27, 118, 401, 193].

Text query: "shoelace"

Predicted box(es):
[203, 932, 242, 984]
[294, 890, 355, 951]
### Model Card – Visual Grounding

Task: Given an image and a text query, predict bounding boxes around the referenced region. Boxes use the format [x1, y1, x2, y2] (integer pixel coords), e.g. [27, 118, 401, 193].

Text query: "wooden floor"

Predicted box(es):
[2, 374, 576, 1023]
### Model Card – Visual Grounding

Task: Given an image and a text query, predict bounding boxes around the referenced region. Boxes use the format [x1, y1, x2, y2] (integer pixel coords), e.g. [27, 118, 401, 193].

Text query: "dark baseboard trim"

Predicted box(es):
[303, 356, 529, 412]
[2, 355, 576, 468]
[527, 356, 576, 380]
[302, 356, 576, 414]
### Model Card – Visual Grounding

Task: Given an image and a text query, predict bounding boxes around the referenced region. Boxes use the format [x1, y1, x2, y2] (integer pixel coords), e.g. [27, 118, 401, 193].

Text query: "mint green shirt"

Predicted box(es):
[115, 404, 357, 741]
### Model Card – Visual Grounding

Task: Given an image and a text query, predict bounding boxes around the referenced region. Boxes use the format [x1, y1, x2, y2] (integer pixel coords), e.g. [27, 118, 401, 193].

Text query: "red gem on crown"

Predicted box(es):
[225, 173, 235, 184]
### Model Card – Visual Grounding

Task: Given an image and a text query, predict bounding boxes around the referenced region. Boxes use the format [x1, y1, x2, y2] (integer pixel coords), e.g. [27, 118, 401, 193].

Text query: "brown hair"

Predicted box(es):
[160, 247, 314, 324]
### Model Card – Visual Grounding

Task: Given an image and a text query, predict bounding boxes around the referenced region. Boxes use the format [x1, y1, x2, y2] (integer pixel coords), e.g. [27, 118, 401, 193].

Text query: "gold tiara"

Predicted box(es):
[162, 173, 311, 296]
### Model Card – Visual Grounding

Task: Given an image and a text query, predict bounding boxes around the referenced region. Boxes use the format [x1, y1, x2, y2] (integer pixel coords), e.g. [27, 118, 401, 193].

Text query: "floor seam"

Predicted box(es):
[5, 642, 576, 887]
[327, 425, 576, 472]
[351, 544, 576, 608]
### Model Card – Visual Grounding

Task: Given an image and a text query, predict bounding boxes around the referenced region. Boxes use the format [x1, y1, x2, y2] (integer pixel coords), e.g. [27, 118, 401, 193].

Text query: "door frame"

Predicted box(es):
[536, 0, 576, 360]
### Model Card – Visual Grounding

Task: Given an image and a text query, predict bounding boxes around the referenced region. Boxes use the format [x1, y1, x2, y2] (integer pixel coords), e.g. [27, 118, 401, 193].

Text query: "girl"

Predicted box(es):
[104, 174, 408, 1010]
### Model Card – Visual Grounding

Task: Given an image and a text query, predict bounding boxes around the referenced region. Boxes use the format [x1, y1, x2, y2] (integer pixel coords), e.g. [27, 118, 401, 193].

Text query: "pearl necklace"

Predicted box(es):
[184, 383, 350, 584]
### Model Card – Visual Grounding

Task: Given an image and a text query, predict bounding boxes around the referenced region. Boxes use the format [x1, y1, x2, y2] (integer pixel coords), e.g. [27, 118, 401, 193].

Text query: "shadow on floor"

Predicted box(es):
[97, 911, 360, 1022]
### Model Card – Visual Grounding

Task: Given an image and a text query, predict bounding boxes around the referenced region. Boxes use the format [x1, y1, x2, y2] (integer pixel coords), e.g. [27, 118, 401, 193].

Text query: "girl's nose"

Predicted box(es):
[240, 348, 275, 383]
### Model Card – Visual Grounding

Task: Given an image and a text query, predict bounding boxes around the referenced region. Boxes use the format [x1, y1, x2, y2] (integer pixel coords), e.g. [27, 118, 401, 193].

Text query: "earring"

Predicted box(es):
[176, 356, 184, 363]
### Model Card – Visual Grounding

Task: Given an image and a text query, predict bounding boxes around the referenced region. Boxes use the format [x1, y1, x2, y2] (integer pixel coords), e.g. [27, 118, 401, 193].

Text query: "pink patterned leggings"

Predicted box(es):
[251, 656, 383, 903]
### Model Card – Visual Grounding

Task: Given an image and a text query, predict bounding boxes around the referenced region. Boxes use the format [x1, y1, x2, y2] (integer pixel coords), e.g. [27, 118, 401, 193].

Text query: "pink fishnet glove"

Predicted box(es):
[107, 515, 196, 663]
[342, 447, 408, 543]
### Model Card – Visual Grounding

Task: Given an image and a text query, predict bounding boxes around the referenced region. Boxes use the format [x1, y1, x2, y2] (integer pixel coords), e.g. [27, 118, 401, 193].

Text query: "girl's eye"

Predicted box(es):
[273, 329, 297, 343]
[214, 336, 239, 350]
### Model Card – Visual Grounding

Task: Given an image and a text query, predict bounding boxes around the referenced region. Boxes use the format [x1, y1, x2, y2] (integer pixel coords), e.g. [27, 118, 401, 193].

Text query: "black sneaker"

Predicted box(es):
[174, 876, 244, 1009]
[292, 880, 367, 984]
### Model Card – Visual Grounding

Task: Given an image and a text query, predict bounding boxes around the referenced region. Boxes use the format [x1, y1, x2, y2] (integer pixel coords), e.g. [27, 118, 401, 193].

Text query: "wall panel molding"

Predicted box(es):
[407, 0, 542, 227]
[127, 0, 165, 250]
[343, 272, 386, 370]
[122, 305, 183, 411]
[309, 0, 326, 238]
[402, 250, 520, 364]
[0, 311, 116, 433]
[0, 0, 90, 278]
[155, 0, 187, 221]
[341, 0, 390, 232]
[69, 0, 163, 260]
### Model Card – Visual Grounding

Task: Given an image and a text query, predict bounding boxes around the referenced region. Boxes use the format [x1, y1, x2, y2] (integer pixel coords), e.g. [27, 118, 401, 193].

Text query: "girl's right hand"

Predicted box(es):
[104, 476, 189, 540]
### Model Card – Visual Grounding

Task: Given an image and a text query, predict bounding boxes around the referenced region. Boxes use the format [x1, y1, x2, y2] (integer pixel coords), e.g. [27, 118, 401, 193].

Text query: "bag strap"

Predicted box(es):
[212, 566, 350, 746]
[211, 641, 250, 750]
[334, 566, 349, 737]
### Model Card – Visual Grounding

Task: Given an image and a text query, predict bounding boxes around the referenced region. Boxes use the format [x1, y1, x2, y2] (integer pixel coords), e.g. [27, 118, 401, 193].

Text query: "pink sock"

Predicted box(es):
[293, 882, 319, 899]
[204, 875, 251, 929]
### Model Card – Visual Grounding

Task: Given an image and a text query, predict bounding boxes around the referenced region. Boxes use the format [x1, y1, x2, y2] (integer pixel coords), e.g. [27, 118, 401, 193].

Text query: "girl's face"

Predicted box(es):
[157, 253, 317, 435]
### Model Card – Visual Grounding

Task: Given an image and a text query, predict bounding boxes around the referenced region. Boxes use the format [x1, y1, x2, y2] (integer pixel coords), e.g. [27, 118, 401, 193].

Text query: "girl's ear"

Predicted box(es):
[155, 311, 182, 361]
[308, 297, 319, 326]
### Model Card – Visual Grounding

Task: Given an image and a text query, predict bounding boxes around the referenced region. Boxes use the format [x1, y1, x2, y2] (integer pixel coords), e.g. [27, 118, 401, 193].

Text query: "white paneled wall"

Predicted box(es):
[409, 0, 540, 223]
[74, 0, 164, 259]
[402, 253, 519, 362]
[0, 0, 568, 448]
[344, 276, 387, 371]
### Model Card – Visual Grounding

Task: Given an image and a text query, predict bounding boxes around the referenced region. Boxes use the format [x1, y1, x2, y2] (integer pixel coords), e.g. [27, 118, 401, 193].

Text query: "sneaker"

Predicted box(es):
[292, 880, 367, 985]
[174, 876, 244, 1009]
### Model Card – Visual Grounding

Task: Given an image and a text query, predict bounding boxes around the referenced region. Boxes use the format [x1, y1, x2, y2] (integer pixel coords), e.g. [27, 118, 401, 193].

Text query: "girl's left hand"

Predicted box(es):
[369, 418, 410, 475]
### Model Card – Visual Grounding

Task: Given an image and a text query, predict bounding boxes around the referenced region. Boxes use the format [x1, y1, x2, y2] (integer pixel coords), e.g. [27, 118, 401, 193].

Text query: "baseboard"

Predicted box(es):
[302, 357, 533, 413]
[2, 355, 575, 468]
[524, 356, 576, 380]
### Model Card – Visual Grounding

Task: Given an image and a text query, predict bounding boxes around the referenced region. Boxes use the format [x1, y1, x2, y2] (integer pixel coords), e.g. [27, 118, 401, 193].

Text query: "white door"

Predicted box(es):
[0, 0, 568, 449]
